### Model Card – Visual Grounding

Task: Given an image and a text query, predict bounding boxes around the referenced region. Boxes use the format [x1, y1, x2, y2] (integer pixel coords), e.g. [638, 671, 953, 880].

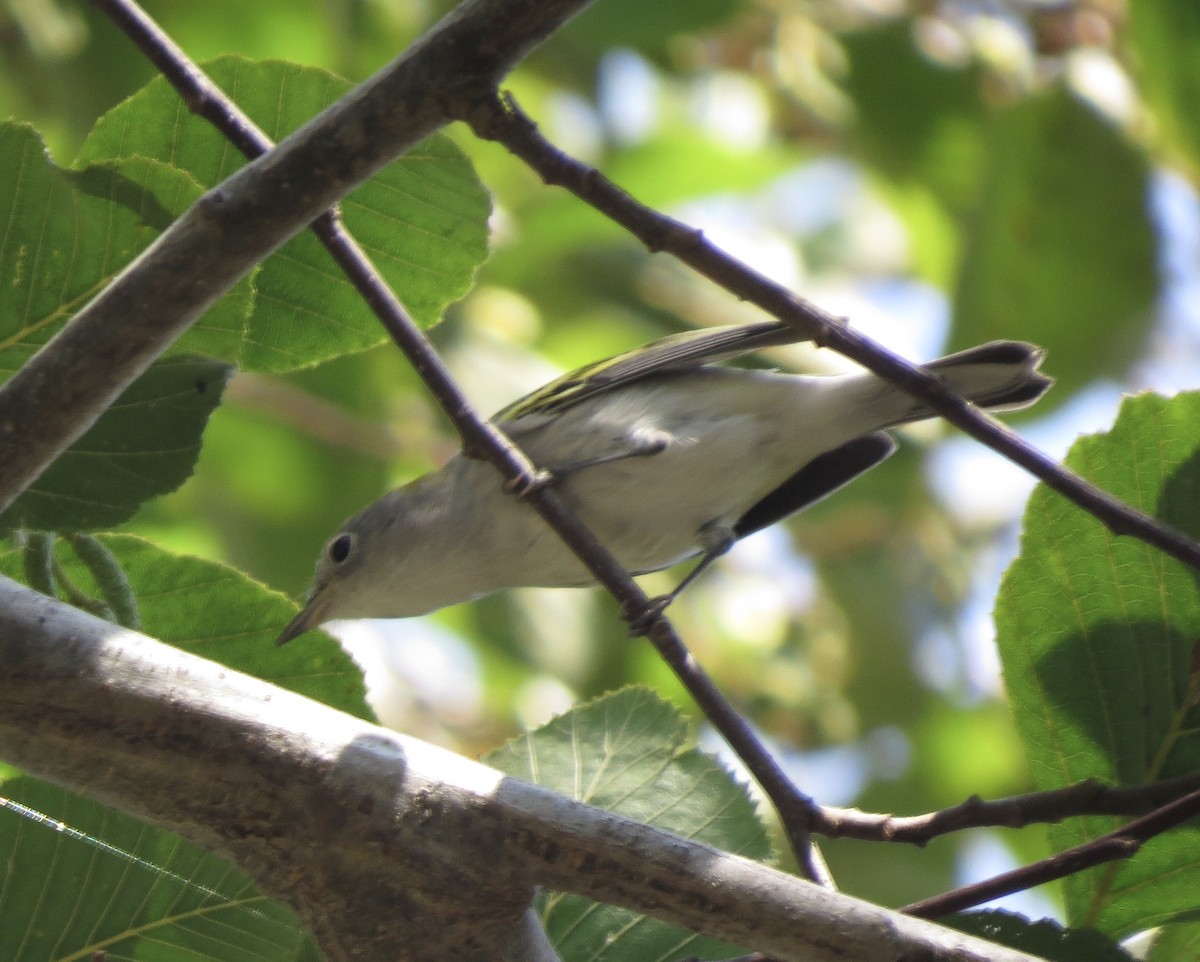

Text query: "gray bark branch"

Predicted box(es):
[0, 576, 1048, 962]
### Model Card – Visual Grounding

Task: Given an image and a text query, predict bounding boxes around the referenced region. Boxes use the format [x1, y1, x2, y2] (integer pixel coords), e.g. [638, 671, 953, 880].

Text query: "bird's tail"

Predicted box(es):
[880, 340, 1053, 426]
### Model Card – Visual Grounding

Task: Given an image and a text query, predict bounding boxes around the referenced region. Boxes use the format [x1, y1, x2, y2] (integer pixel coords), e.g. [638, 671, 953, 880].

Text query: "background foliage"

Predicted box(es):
[3, 0, 1200, 959]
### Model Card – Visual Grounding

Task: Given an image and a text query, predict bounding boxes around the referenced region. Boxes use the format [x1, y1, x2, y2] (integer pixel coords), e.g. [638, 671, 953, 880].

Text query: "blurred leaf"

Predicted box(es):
[913, 701, 1029, 802]
[0, 775, 313, 962]
[947, 909, 1133, 961]
[486, 687, 768, 962]
[840, 19, 987, 208]
[485, 127, 794, 321]
[951, 88, 1156, 398]
[0, 355, 231, 534]
[1127, 1, 1200, 177]
[159, 364, 403, 596]
[873, 175, 961, 290]
[0, 122, 252, 377]
[996, 392, 1200, 937]
[535, 0, 743, 77]
[78, 56, 492, 371]
[606, 130, 794, 202]
[0, 533, 372, 718]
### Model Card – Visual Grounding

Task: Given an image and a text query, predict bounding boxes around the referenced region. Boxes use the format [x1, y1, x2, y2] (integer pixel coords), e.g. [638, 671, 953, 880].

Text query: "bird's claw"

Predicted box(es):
[623, 595, 673, 637]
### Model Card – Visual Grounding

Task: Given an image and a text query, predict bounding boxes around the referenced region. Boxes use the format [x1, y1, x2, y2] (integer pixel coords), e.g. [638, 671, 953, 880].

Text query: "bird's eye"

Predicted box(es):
[328, 533, 355, 564]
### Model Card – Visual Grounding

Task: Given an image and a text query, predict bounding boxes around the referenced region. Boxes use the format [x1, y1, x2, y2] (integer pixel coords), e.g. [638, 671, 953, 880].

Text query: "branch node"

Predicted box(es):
[504, 469, 555, 497]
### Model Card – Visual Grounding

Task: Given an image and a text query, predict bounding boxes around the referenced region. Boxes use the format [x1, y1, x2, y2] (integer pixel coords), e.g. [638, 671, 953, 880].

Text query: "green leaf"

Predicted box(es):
[995, 392, 1200, 937]
[0, 355, 231, 534]
[0, 533, 372, 719]
[1128, 1, 1200, 177]
[0, 122, 252, 378]
[840, 19, 987, 207]
[947, 909, 1134, 962]
[951, 88, 1156, 399]
[0, 775, 313, 962]
[0, 533, 368, 959]
[78, 56, 492, 372]
[837, 18, 979, 285]
[485, 687, 769, 962]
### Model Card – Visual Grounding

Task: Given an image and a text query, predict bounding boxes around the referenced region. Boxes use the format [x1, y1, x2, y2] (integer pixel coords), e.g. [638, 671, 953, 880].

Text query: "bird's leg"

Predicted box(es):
[624, 521, 736, 636]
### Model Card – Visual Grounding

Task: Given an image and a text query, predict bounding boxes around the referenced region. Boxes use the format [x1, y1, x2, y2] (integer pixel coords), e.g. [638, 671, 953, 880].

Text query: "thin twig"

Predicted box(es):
[88, 0, 830, 881]
[815, 772, 1200, 843]
[903, 786, 1200, 918]
[463, 91, 1200, 575]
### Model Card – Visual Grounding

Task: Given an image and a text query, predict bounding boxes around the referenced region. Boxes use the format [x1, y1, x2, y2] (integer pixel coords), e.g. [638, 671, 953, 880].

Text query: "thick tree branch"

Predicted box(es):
[0, 577, 1049, 962]
[0, 0, 596, 513]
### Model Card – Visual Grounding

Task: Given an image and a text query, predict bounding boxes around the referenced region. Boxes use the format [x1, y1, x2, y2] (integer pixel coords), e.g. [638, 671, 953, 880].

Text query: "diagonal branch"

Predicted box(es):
[463, 92, 1200, 575]
[0, 0, 597, 514]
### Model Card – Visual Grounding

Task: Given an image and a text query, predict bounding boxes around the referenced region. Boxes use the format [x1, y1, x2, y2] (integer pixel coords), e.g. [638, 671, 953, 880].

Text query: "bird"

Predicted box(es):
[276, 321, 1051, 645]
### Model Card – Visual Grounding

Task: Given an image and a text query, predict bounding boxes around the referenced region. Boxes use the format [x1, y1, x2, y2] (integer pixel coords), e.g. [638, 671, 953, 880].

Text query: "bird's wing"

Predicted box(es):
[733, 433, 897, 539]
[496, 321, 809, 421]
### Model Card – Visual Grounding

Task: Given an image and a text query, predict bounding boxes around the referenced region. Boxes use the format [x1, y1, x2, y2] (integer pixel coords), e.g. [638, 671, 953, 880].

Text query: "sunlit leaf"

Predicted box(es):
[1128, 1, 1200, 177]
[1146, 920, 1200, 961]
[0, 122, 252, 379]
[996, 392, 1200, 937]
[78, 56, 491, 371]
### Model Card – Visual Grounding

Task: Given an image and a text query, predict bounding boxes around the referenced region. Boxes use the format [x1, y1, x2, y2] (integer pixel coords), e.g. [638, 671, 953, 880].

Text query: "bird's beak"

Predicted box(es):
[275, 592, 331, 647]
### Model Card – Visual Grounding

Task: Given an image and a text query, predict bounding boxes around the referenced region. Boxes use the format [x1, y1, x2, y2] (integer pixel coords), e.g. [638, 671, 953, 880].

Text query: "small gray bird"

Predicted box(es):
[277, 322, 1051, 644]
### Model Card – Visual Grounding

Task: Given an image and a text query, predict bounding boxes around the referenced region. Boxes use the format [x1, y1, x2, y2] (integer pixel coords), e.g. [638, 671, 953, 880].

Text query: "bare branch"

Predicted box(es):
[88, 0, 277, 157]
[463, 92, 1200, 575]
[817, 774, 1200, 843]
[0, 576, 1052, 962]
[903, 787, 1200, 918]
